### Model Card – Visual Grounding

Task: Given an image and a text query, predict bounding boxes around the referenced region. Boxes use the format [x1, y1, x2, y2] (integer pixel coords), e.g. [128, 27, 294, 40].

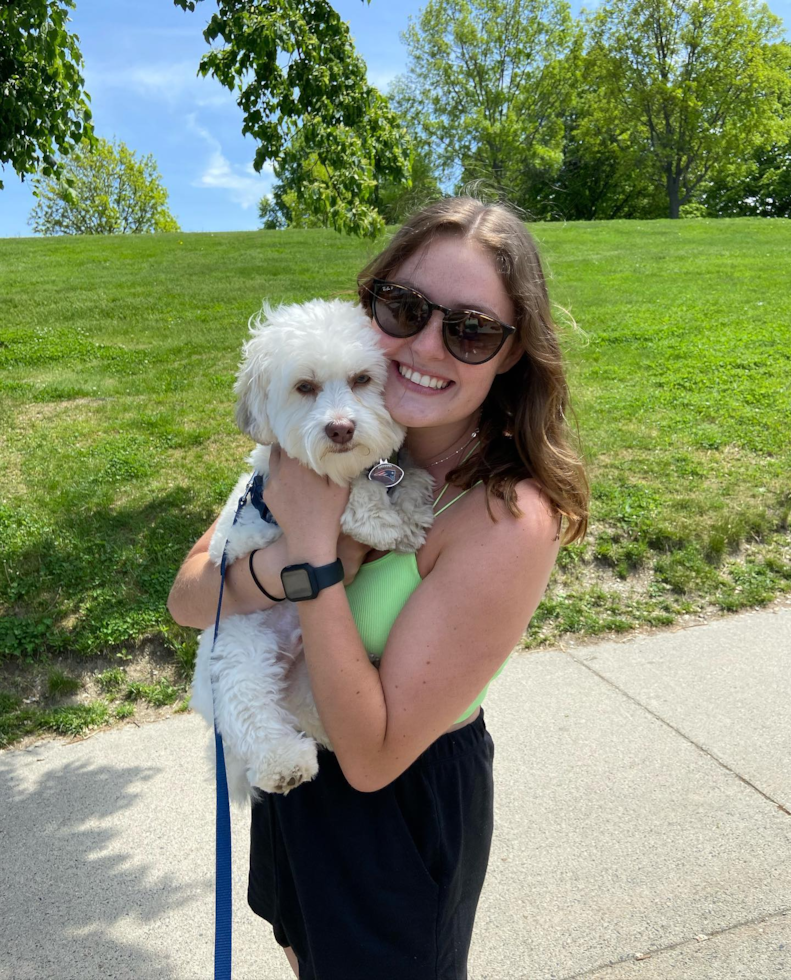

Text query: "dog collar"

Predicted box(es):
[248, 450, 404, 530]
[250, 472, 279, 525]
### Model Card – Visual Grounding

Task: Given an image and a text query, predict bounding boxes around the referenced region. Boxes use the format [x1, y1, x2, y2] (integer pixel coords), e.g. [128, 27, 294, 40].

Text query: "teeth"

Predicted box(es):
[398, 363, 450, 389]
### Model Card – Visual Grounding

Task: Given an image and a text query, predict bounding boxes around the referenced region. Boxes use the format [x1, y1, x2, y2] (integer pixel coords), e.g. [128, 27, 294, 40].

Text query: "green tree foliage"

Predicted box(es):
[258, 128, 443, 230]
[258, 189, 322, 230]
[522, 106, 667, 220]
[260, 142, 445, 233]
[509, 46, 664, 220]
[372, 145, 445, 225]
[700, 46, 791, 217]
[701, 137, 791, 217]
[173, 0, 410, 238]
[0, 0, 93, 190]
[394, 0, 577, 204]
[585, 0, 791, 219]
[29, 137, 180, 235]
[257, 139, 332, 230]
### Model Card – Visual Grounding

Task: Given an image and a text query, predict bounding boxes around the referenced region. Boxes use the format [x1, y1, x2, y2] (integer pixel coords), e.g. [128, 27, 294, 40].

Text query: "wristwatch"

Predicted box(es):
[280, 558, 345, 601]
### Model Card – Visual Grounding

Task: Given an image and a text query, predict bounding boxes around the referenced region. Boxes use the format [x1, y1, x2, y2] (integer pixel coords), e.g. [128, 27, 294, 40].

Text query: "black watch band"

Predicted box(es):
[280, 557, 344, 602]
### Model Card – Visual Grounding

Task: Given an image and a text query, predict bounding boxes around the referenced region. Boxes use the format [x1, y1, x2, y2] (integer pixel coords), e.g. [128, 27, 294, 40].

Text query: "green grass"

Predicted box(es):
[0, 670, 191, 746]
[124, 678, 180, 707]
[47, 668, 81, 697]
[96, 666, 126, 695]
[0, 696, 112, 747]
[0, 220, 789, 690]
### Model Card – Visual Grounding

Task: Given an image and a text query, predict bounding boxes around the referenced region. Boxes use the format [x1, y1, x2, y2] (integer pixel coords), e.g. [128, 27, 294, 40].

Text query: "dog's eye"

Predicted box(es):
[354, 374, 371, 385]
[296, 382, 316, 394]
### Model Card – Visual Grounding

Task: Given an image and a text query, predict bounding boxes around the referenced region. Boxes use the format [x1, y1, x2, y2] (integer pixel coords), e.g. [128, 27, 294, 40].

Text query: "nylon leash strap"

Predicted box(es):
[210, 469, 258, 980]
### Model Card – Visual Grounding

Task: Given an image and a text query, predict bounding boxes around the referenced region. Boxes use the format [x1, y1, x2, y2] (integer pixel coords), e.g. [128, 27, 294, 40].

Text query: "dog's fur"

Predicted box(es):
[190, 298, 434, 806]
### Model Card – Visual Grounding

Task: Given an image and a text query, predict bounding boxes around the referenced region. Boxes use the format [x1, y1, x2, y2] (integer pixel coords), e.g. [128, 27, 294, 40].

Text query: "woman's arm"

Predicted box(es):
[167, 515, 370, 630]
[253, 446, 560, 793]
[167, 526, 290, 629]
[292, 482, 561, 793]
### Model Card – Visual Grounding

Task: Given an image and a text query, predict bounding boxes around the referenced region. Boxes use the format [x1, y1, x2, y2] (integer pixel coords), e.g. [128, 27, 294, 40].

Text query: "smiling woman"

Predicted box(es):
[241, 197, 591, 979]
[168, 194, 589, 980]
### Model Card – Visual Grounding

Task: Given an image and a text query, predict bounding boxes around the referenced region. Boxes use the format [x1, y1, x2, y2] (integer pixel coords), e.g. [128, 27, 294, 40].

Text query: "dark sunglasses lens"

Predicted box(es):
[373, 284, 429, 337]
[444, 313, 506, 363]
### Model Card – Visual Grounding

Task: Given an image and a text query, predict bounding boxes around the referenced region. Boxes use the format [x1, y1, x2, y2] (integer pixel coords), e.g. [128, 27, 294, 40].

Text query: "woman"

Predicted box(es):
[167, 196, 589, 979]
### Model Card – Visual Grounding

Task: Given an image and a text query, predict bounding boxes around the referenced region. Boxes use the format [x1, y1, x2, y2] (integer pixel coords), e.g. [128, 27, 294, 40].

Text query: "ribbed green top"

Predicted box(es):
[344, 477, 510, 725]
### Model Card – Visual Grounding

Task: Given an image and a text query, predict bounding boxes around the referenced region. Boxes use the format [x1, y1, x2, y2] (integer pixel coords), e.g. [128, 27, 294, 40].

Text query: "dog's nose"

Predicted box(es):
[325, 419, 355, 445]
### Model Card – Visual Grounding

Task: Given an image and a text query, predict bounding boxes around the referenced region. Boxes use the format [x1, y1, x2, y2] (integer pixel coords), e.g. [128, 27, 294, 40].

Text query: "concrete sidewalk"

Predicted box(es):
[2, 601, 790, 980]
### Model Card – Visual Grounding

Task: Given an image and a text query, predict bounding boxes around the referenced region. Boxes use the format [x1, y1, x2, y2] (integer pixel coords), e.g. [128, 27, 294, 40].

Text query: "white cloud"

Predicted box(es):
[188, 116, 274, 209]
[86, 60, 234, 109]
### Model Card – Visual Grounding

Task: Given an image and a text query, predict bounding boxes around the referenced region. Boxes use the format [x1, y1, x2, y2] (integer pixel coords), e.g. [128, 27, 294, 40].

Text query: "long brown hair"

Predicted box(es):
[356, 196, 589, 546]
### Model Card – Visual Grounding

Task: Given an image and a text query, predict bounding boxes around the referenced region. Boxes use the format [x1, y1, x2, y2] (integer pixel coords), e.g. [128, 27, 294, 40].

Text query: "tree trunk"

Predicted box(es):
[667, 167, 681, 219]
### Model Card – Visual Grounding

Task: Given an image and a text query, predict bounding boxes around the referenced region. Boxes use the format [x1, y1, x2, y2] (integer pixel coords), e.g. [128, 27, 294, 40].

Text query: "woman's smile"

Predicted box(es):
[391, 358, 456, 394]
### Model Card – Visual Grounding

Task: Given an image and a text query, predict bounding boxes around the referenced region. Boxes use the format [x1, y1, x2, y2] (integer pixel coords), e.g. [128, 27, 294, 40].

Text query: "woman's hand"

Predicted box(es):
[264, 445, 351, 558]
[337, 534, 371, 586]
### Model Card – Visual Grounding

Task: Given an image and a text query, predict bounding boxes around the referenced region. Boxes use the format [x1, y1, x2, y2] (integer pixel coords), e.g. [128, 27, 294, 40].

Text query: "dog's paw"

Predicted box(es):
[247, 737, 319, 795]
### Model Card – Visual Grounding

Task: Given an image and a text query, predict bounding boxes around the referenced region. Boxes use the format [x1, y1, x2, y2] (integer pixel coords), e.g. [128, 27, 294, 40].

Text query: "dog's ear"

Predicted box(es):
[233, 304, 278, 444]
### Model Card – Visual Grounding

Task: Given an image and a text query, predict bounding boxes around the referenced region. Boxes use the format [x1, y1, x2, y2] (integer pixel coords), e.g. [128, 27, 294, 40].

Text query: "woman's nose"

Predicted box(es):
[408, 310, 446, 359]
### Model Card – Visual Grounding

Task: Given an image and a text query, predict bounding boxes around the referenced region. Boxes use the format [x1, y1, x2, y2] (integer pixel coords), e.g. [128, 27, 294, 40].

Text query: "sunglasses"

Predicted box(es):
[364, 278, 516, 365]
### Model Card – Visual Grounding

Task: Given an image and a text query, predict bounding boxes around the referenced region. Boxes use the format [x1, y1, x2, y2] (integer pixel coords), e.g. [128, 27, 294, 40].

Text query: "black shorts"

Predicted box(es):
[247, 707, 495, 980]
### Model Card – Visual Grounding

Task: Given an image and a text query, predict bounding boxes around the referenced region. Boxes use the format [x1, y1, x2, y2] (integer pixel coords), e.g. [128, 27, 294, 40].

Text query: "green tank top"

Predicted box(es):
[344, 444, 511, 725]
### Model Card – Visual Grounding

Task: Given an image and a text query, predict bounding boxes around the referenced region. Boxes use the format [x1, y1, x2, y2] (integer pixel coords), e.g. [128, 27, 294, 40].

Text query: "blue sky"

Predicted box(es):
[1, 0, 789, 238]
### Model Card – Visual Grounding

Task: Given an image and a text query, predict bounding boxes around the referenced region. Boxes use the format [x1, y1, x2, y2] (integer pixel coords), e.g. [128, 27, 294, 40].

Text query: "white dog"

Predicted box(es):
[190, 298, 434, 806]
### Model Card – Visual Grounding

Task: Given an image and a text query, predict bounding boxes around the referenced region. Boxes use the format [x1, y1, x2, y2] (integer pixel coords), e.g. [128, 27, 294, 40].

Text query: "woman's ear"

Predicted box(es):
[233, 308, 278, 444]
[495, 341, 524, 376]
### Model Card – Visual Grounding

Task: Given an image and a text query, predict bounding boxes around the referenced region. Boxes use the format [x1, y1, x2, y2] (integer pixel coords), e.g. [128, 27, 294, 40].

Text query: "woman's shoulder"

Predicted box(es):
[461, 475, 559, 536]
[418, 476, 560, 578]
[487, 474, 556, 516]
[477, 476, 561, 551]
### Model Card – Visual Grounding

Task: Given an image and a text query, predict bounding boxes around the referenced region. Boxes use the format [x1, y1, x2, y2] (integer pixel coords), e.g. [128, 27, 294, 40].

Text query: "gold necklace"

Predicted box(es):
[432, 439, 481, 510]
[425, 427, 480, 468]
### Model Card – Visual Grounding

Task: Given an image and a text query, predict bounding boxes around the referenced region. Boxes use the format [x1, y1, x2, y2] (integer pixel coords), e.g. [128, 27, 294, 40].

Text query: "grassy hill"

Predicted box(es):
[1, 218, 789, 744]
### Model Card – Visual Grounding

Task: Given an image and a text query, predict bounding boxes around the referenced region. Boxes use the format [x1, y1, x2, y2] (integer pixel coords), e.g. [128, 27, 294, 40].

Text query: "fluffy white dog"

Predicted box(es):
[190, 298, 434, 805]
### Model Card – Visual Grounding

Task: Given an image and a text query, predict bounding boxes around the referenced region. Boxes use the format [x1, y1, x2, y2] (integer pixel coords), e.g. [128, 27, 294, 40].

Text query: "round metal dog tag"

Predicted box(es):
[367, 459, 405, 488]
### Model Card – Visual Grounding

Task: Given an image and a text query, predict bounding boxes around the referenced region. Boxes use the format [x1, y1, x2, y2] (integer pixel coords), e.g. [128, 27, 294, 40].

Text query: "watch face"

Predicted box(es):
[281, 567, 315, 600]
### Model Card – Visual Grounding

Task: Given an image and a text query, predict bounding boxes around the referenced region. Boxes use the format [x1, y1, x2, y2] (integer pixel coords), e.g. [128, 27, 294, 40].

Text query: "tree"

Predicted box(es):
[699, 46, 791, 217]
[585, 0, 791, 218]
[393, 0, 578, 205]
[29, 137, 180, 235]
[257, 147, 330, 231]
[174, 0, 410, 238]
[518, 46, 668, 221]
[521, 105, 668, 220]
[371, 144, 445, 225]
[262, 147, 445, 231]
[0, 0, 93, 189]
[700, 136, 791, 217]
[259, 108, 443, 231]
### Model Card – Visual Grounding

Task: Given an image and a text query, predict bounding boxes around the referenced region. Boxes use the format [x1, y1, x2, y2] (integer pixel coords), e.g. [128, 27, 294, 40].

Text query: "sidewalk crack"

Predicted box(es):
[564, 652, 791, 818]
[553, 907, 790, 979]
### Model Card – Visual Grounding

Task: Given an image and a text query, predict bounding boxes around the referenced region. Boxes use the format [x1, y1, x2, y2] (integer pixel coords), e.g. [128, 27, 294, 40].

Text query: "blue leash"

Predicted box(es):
[206, 458, 392, 976]
[209, 469, 261, 980]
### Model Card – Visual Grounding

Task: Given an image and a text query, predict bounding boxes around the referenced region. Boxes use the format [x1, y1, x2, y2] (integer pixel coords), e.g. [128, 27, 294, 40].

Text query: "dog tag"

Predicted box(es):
[367, 459, 405, 488]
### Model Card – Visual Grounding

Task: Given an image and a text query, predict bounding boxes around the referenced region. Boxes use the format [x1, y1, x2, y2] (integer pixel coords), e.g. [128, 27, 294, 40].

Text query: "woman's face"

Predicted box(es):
[370, 234, 523, 430]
